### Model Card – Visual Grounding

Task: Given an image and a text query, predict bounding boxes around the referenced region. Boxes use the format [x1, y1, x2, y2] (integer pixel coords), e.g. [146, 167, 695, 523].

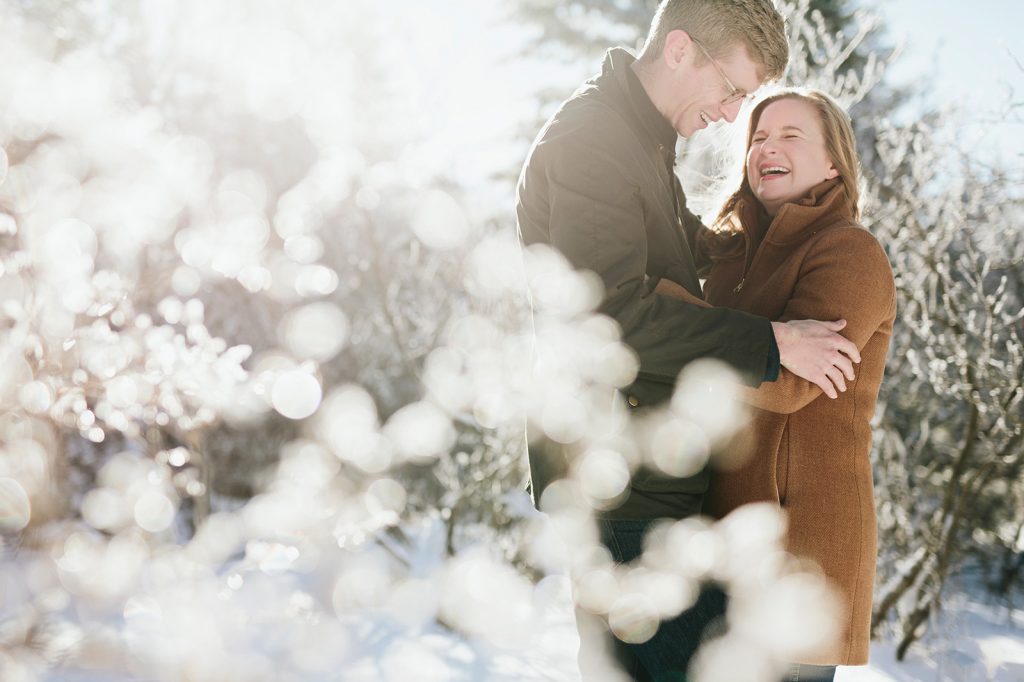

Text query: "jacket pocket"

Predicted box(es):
[777, 424, 791, 505]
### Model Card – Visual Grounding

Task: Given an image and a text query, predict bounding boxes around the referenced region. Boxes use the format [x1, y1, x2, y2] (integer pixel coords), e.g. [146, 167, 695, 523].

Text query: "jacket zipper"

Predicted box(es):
[734, 204, 777, 295]
[734, 220, 754, 294]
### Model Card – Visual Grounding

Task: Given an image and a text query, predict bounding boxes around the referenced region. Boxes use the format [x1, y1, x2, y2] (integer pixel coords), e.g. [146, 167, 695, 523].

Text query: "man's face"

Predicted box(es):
[660, 33, 763, 138]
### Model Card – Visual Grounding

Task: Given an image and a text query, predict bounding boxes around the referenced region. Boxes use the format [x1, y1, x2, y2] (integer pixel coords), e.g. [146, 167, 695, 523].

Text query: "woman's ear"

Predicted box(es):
[826, 164, 839, 180]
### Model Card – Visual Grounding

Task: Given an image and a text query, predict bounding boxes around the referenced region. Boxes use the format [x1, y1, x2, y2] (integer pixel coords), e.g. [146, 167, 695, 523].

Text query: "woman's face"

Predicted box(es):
[746, 97, 838, 216]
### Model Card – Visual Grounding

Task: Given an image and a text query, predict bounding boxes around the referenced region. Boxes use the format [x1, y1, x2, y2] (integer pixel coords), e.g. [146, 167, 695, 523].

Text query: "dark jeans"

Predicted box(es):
[783, 664, 836, 682]
[577, 518, 728, 682]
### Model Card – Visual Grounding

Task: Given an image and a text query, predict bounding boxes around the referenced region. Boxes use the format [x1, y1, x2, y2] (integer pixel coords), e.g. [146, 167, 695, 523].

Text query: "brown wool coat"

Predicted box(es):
[701, 181, 896, 665]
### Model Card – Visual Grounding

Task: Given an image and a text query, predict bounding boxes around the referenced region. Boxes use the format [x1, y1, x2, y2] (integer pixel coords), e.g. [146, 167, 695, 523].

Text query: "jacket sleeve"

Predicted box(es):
[539, 127, 774, 388]
[737, 227, 896, 413]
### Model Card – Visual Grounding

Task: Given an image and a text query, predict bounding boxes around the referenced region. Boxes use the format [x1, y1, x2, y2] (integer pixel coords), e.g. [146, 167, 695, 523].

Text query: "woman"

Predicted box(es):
[701, 90, 895, 680]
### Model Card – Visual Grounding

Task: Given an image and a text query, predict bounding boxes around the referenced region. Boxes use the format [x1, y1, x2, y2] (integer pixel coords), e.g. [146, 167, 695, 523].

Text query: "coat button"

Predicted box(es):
[627, 394, 640, 407]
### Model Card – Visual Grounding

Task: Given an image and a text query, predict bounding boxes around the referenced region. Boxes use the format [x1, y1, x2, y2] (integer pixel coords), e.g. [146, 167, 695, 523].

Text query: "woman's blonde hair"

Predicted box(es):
[714, 89, 861, 230]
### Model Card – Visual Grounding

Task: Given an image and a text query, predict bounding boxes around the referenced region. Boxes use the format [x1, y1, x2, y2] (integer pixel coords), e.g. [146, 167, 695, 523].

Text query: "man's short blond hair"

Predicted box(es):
[638, 0, 789, 82]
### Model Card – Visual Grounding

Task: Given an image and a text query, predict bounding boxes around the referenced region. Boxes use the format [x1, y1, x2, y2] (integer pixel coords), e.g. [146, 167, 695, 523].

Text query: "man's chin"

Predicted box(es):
[678, 119, 709, 138]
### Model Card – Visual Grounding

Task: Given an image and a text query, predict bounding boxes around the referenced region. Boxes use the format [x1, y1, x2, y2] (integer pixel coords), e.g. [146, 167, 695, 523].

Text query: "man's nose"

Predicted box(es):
[721, 100, 742, 123]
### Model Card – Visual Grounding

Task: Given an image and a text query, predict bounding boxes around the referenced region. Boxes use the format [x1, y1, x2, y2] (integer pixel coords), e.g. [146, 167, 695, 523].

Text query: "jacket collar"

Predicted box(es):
[737, 179, 853, 246]
[596, 48, 678, 160]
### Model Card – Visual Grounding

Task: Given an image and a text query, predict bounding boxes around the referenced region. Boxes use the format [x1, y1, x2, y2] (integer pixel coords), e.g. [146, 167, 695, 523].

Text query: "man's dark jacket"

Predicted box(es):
[516, 48, 776, 519]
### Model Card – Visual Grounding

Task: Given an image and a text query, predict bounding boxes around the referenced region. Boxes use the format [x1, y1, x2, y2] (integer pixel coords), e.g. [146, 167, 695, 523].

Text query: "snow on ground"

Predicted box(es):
[332, 574, 583, 682]
[837, 592, 1024, 682]
[21, 564, 1024, 681]
[30, 570, 583, 682]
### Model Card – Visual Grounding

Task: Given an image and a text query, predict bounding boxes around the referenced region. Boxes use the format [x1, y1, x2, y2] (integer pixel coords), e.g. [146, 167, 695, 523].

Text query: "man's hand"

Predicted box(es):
[771, 319, 861, 399]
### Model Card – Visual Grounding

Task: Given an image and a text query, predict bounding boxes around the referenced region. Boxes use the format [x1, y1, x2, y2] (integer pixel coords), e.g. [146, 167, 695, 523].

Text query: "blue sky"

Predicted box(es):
[869, 0, 1024, 164]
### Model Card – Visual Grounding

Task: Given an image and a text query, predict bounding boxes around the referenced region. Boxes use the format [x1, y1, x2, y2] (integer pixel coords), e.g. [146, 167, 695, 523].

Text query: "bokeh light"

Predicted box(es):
[729, 571, 844, 663]
[575, 565, 619, 615]
[81, 486, 129, 532]
[18, 380, 52, 414]
[607, 591, 660, 645]
[0, 438, 50, 499]
[647, 416, 710, 478]
[411, 189, 470, 251]
[576, 448, 631, 506]
[383, 401, 455, 463]
[332, 546, 397, 612]
[279, 301, 349, 362]
[522, 244, 604, 317]
[366, 478, 408, 519]
[439, 549, 536, 647]
[378, 639, 454, 682]
[171, 266, 202, 298]
[384, 577, 440, 629]
[671, 359, 746, 444]
[133, 491, 177, 534]
[317, 384, 391, 473]
[271, 369, 323, 420]
[464, 231, 526, 300]
[0, 477, 31, 532]
[690, 636, 777, 682]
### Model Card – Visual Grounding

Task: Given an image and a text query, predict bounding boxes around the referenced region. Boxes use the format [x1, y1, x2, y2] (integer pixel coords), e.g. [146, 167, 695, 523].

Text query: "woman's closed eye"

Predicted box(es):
[752, 133, 800, 143]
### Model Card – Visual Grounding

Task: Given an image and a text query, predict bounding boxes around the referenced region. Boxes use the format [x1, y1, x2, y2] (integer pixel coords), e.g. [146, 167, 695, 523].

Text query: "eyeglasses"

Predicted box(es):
[690, 35, 752, 107]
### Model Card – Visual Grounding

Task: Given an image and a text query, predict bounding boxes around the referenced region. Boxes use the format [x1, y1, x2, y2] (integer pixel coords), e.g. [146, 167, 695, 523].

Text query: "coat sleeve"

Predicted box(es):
[535, 125, 775, 389]
[737, 227, 896, 413]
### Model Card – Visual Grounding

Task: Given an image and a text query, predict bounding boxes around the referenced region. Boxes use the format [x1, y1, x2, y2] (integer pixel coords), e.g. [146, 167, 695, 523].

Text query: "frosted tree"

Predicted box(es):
[866, 119, 1024, 657]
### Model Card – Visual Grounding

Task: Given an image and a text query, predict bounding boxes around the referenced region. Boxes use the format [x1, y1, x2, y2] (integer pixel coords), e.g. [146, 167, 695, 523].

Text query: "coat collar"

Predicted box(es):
[595, 48, 678, 161]
[736, 179, 853, 247]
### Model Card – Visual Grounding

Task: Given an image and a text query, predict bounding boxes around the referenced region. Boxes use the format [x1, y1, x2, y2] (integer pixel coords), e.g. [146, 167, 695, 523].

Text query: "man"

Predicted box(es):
[516, 0, 861, 679]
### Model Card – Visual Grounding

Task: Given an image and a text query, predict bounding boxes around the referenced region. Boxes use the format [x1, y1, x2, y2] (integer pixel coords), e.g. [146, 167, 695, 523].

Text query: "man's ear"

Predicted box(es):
[662, 29, 693, 70]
